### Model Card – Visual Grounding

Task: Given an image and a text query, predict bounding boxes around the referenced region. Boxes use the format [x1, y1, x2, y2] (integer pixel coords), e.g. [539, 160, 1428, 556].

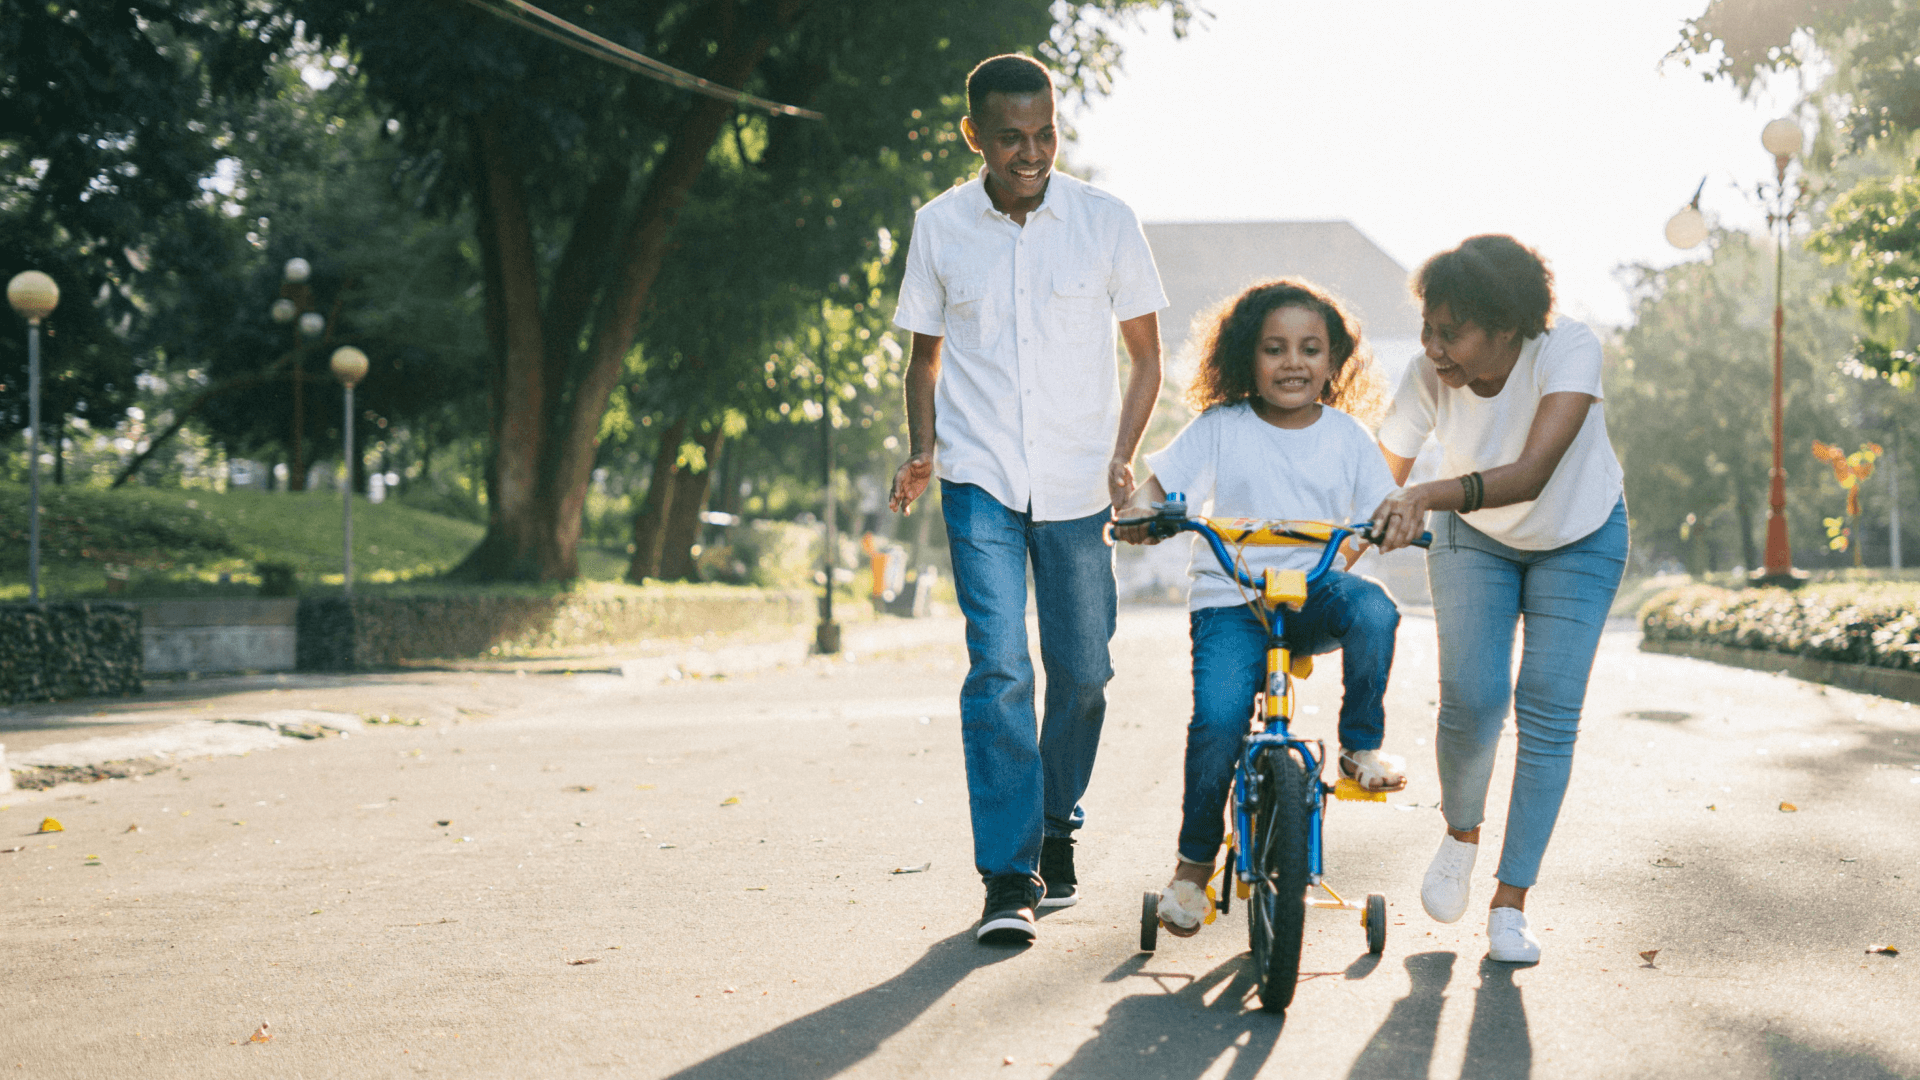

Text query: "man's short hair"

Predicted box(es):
[966, 54, 1054, 120]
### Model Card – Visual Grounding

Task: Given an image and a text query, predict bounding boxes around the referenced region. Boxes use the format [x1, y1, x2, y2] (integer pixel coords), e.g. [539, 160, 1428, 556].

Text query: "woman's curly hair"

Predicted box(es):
[1184, 278, 1385, 425]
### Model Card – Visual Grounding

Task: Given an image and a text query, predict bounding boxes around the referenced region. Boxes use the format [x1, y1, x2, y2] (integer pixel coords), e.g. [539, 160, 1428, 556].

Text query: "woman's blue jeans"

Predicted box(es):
[1428, 499, 1627, 889]
[941, 481, 1117, 885]
[1179, 571, 1400, 864]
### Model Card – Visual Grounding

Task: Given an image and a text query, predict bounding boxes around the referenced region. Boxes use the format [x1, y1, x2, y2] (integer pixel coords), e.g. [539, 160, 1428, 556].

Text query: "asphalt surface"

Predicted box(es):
[3, 606, 1918, 1079]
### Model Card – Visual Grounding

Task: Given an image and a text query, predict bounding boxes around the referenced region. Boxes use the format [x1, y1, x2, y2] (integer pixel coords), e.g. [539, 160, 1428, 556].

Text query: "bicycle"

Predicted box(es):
[1112, 493, 1430, 1013]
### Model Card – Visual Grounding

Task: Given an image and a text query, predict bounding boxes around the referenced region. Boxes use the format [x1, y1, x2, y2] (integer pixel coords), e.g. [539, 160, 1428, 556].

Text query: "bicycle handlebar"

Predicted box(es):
[1108, 501, 1432, 593]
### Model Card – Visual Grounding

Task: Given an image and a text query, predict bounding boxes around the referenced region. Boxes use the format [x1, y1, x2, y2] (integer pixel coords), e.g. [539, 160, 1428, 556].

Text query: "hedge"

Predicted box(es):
[0, 602, 144, 704]
[1640, 582, 1920, 671]
[296, 587, 813, 670]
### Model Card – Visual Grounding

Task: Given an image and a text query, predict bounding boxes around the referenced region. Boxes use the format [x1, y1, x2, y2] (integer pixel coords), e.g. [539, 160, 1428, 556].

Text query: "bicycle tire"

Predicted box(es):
[1247, 746, 1311, 1013]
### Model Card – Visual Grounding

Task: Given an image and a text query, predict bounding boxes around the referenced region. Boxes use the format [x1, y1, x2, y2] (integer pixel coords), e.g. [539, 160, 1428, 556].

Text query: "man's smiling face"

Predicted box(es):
[962, 90, 1057, 211]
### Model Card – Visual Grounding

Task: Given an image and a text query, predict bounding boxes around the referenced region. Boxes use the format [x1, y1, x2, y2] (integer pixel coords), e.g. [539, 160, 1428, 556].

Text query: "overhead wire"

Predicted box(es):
[451, 0, 823, 121]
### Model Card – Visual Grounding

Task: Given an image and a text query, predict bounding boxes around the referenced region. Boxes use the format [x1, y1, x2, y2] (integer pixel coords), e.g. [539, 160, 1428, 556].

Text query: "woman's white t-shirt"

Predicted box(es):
[1146, 403, 1399, 612]
[1376, 318, 1624, 551]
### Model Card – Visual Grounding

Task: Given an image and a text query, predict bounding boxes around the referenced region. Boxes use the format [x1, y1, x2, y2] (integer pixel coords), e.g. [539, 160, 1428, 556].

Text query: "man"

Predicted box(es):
[888, 53, 1167, 945]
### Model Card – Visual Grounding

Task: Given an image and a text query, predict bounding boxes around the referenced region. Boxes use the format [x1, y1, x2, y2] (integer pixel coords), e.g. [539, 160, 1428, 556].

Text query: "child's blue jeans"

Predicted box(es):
[1178, 571, 1400, 864]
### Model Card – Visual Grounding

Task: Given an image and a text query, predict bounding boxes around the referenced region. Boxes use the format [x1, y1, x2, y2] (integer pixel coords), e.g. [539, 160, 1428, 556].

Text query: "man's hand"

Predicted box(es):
[889, 453, 935, 513]
[1108, 457, 1136, 512]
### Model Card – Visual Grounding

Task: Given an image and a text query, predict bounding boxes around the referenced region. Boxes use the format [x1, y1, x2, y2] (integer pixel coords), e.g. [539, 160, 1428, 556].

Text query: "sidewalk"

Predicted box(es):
[1, 614, 968, 795]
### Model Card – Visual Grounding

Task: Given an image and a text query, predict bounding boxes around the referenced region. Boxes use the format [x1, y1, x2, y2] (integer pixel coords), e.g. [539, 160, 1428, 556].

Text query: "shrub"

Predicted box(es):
[1641, 582, 1920, 670]
[0, 602, 143, 704]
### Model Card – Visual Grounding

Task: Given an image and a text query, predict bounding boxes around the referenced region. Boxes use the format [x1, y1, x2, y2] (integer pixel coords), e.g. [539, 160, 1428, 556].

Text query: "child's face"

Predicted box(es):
[1252, 305, 1333, 418]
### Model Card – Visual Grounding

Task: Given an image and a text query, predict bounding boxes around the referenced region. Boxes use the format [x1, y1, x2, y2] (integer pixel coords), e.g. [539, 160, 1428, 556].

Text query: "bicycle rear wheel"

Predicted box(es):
[1247, 746, 1311, 1013]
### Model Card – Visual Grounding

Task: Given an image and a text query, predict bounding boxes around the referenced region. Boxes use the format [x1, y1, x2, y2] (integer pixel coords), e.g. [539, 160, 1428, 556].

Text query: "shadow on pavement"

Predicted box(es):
[660, 930, 1019, 1080]
[1459, 958, 1531, 1080]
[1346, 951, 1456, 1080]
[1767, 1032, 1918, 1080]
[1048, 955, 1281, 1080]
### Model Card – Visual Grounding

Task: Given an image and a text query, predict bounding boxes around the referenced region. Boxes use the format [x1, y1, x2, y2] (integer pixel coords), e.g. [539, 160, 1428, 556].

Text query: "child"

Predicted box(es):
[1117, 278, 1405, 936]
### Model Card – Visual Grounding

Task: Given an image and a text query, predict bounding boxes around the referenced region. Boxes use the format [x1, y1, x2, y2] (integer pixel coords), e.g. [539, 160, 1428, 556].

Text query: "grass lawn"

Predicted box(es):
[0, 481, 503, 600]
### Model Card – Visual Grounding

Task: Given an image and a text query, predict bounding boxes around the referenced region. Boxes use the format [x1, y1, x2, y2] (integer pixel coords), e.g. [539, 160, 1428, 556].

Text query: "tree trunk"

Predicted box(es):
[52, 415, 64, 486]
[658, 427, 725, 581]
[449, 2, 806, 583]
[626, 417, 688, 582]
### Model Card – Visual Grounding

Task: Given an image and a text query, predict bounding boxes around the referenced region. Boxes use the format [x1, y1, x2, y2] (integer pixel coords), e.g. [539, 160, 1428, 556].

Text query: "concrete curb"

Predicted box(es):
[1638, 636, 1920, 704]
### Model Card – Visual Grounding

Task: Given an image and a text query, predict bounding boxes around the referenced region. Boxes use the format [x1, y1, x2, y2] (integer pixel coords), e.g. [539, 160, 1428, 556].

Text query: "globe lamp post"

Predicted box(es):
[1758, 118, 1806, 584]
[8, 271, 61, 602]
[329, 346, 369, 596]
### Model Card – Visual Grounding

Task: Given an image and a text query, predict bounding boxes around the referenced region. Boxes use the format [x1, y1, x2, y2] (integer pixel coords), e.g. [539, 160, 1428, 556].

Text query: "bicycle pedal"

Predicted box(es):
[1331, 777, 1388, 802]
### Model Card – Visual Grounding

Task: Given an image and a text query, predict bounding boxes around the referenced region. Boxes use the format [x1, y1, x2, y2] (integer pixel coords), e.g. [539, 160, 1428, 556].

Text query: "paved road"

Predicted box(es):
[3, 607, 1918, 1079]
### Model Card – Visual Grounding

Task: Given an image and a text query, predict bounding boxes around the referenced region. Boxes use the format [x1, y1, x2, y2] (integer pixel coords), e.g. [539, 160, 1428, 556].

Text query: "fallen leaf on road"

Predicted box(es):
[1651, 857, 1683, 868]
[436, 820, 450, 827]
[745, 886, 768, 891]
[564, 785, 595, 793]
[1640, 950, 1660, 966]
[568, 958, 599, 965]
[36, 818, 63, 833]
[658, 843, 677, 849]
[1867, 945, 1900, 956]
[249, 1023, 272, 1044]
[0, 846, 22, 854]
[1706, 805, 1716, 811]
[1004, 1058, 1015, 1066]
[891, 862, 932, 874]
[1779, 802, 1799, 812]
[719, 797, 740, 806]
[723, 987, 736, 994]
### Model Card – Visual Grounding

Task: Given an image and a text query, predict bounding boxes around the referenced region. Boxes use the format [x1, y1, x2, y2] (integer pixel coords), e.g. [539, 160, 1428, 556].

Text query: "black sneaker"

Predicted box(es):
[977, 875, 1039, 944]
[1039, 835, 1079, 908]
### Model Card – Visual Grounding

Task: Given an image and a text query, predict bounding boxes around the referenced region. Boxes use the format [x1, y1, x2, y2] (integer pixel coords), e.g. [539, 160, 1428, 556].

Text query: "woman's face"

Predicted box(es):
[1251, 305, 1332, 422]
[1421, 303, 1520, 392]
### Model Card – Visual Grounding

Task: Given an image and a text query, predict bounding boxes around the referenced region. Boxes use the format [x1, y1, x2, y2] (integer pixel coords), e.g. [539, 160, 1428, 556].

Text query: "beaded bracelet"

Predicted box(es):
[1458, 471, 1485, 514]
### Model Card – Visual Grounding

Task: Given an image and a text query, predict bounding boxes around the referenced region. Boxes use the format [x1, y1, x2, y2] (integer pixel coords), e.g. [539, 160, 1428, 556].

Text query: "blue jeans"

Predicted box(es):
[941, 481, 1117, 885]
[1178, 571, 1401, 864]
[1428, 499, 1628, 889]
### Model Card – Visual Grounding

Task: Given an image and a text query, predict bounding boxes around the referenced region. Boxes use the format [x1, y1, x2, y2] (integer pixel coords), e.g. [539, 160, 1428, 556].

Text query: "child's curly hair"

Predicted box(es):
[1185, 278, 1385, 425]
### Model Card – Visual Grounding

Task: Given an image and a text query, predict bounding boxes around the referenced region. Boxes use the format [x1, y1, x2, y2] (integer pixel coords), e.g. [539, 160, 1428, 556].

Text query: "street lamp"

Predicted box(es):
[329, 346, 368, 597]
[1758, 117, 1807, 585]
[275, 258, 324, 492]
[1665, 120, 1807, 584]
[8, 270, 60, 602]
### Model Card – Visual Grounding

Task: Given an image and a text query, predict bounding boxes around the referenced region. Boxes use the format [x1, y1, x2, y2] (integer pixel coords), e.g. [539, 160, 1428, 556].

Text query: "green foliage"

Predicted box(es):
[1674, 1, 1920, 378]
[1607, 230, 1910, 573]
[1641, 579, 1920, 669]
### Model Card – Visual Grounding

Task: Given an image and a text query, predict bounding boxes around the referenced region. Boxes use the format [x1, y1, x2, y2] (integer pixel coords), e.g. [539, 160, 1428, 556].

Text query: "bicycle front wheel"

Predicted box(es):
[1247, 745, 1311, 1013]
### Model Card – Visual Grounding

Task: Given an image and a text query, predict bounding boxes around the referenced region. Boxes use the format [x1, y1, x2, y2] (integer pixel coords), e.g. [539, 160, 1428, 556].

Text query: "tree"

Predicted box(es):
[292, 0, 1198, 581]
[1674, 0, 1920, 378]
[1609, 230, 1897, 571]
[125, 50, 487, 489]
[0, 0, 280, 474]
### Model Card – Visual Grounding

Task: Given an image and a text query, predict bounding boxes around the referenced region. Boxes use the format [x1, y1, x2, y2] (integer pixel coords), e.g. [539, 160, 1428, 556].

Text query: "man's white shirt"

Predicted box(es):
[892, 170, 1168, 521]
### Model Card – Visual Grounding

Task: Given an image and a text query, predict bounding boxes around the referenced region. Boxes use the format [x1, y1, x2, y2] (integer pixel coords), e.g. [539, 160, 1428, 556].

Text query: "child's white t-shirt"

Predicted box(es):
[1145, 403, 1399, 613]
[1375, 317, 1624, 551]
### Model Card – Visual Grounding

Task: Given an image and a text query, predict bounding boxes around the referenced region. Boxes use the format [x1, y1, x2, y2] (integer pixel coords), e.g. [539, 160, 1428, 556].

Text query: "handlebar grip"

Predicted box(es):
[1413, 531, 1433, 549]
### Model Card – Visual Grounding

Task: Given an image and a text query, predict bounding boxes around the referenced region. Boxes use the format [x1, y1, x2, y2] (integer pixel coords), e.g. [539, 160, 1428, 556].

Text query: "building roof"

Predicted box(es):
[1142, 220, 1421, 367]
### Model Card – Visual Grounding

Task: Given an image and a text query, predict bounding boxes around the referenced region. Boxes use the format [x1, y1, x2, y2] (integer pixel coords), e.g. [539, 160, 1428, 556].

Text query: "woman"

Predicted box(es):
[1368, 234, 1627, 964]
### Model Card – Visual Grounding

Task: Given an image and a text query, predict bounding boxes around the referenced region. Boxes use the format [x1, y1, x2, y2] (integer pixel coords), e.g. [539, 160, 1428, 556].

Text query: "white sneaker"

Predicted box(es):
[1421, 834, 1477, 923]
[1487, 906, 1541, 963]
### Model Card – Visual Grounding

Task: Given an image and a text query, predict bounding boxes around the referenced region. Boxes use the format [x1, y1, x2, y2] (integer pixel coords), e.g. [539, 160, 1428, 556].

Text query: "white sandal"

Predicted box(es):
[1340, 748, 1408, 792]
[1157, 879, 1214, 936]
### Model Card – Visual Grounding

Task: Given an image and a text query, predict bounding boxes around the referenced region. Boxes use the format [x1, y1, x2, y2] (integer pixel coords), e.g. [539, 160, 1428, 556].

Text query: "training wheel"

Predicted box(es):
[1140, 890, 1160, 952]
[1365, 893, 1387, 956]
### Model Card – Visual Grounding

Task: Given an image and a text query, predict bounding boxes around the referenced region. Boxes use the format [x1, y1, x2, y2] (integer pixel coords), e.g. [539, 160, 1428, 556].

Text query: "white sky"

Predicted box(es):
[1068, 0, 1809, 328]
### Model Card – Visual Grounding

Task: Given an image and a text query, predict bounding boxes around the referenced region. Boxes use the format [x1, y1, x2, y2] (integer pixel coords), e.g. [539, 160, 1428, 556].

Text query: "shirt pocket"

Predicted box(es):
[943, 274, 990, 350]
[1048, 270, 1108, 344]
